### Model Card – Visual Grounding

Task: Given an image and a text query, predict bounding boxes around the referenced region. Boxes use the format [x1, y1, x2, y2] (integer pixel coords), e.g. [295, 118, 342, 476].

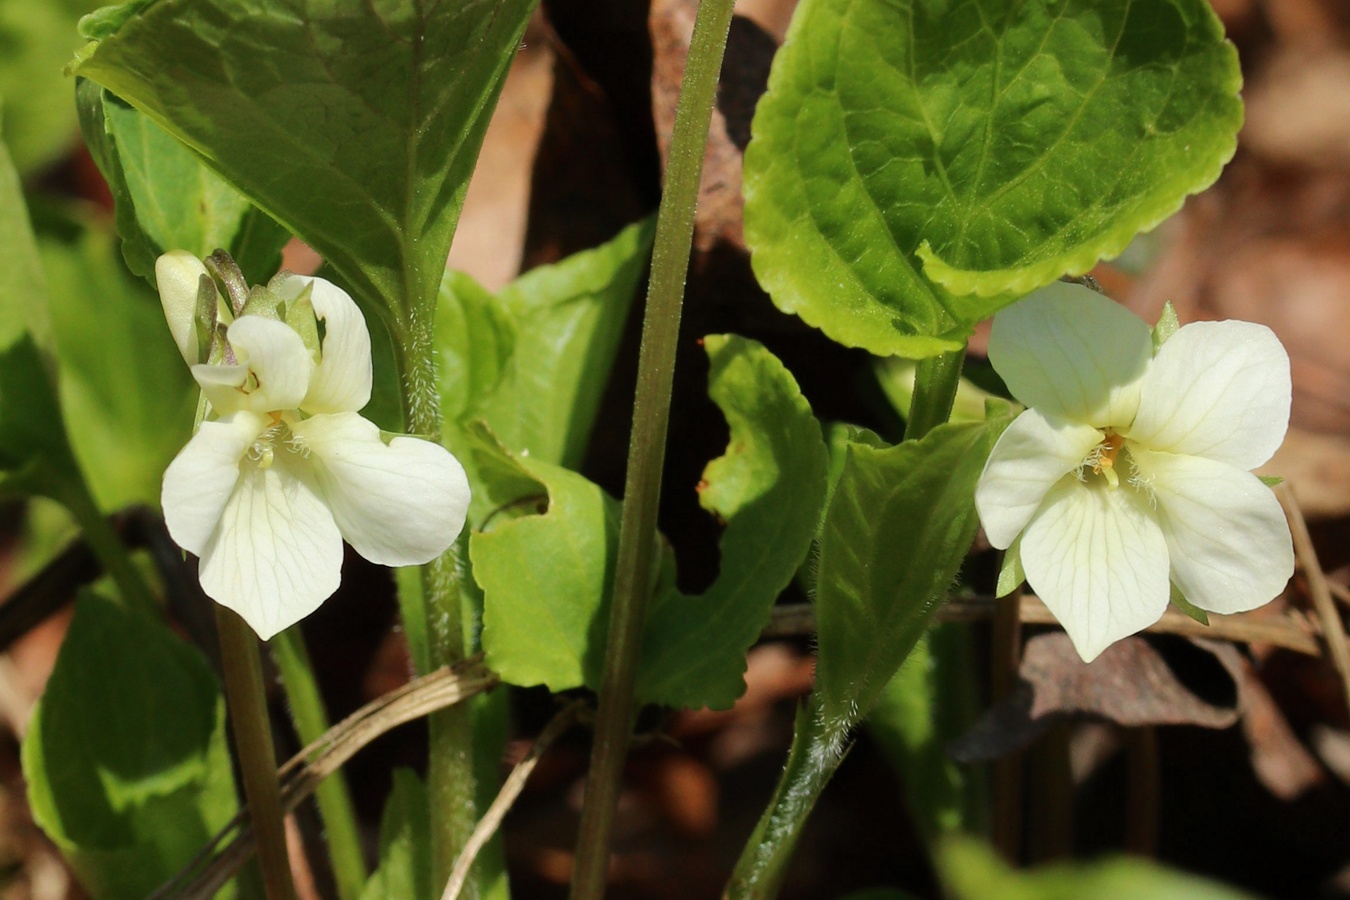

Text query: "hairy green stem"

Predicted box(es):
[395, 313, 481, 896]
[216, 607, 295, 900]
[568, 1, 737, 895]
[726, 702, 846, 898]
[271, 628, 367, 900]
[906, 348, 965, 441]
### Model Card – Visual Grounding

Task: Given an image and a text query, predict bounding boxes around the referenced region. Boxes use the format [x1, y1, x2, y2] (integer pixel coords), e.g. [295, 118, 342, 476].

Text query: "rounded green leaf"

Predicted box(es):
[744, 0, 1242, 356]
[22, 594, 237, 898]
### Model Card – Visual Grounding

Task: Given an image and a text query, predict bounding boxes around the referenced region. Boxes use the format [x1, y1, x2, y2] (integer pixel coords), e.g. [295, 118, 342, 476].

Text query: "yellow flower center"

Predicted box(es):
[1094, 431, 1124, 488]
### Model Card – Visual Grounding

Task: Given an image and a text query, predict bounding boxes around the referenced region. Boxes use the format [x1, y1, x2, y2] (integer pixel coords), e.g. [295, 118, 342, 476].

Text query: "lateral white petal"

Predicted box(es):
[1127, 320, 1291, 469]
[989, 284, 1151, 428]
[276, 274, 373, 414]
[196, 457, 343, 640]
[195, 316, 313, 414]
[975, 409, 1103, 549]
[292, 412, 470, 566]
[1133, 448, 1294, 614]
[162, 411, 268, 555]
[1021, 478, 1171, 662]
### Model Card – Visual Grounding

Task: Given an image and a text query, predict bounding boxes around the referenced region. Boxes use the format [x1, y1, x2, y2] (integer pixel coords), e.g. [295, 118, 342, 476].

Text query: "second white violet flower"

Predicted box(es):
[974, 284, 1295, 662]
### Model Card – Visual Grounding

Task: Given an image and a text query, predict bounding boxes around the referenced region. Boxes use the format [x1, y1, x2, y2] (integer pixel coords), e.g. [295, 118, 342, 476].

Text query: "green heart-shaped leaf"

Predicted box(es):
[744, 0, 1241, 357]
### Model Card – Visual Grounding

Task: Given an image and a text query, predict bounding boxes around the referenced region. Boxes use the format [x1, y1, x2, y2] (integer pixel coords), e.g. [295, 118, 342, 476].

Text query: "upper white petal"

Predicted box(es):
[162, 411, 269, 555]
[156, 250, 209, 366]
[989, 283, 1151, 428]
[975, 409, 1103, 549]
[1132, 447, 1294, 615]
[193, 316, 313, 414]
[1020, 478, 1171, 662]
[1126, 320, 1291, 470]
[196, 457, 344, 640]
[275, 274, 373, 415]
[291, 412, 470, 566]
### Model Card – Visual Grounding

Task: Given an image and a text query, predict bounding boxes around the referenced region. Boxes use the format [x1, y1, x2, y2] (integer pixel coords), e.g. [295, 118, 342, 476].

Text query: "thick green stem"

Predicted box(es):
[568, 1, 736, 895]
[726, 701, 845, 898]
[395, 312, 480, 896]
[906, 348, 966, 442]
[216, 606, 295, 900]
[270, 628, 367, 900]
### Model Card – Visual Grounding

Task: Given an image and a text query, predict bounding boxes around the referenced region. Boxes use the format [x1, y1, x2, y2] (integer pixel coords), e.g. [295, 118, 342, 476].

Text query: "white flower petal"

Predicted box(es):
[162, 411, 268, 555]
[291, 412, 470, 566]
[275, 274, 373, 414]
[1127, 320, 1291, 470]
[989, 283, 1151, 428]
[975, 409, 1103, 549]
[196, 456, 343, 640]
[194, 316, 313, 414]
[1132, 447, 1294, 614]
[1021, 478, 1171, 662]
[155, 250, 209, 366]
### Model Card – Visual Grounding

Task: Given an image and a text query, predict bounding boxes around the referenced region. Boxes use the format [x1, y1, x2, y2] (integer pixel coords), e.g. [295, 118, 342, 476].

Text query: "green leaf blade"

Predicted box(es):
[744, 0, 1242, 356]
[22, 594, 237, 899]
[73, 0, 538, 323]
[635, 335, 829, 709]
[813, 415, 1009, 724]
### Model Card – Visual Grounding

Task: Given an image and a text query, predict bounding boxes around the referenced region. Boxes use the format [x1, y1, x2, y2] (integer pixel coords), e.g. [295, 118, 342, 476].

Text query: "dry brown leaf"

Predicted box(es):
[951, 634, 1243, 762]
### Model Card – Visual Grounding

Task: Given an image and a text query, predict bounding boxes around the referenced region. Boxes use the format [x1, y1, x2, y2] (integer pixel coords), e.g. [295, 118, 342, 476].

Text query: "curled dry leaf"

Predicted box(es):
[950, 633, 1244, 763]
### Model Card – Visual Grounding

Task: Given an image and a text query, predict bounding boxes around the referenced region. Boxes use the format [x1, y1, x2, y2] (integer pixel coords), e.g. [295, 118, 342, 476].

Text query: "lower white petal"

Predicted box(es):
[975, 409, 1103, 549]
[1132, 447, 1294, 615]
[291, 412, 471, 566]
[196, 459, 344, 640]
[1021, 478, 1171, 662]
[162, 412, 268, 555]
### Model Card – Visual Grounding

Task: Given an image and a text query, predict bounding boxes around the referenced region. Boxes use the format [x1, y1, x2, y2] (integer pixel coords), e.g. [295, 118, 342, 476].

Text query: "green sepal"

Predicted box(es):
[1169, 583, 1209, 626]
[1258, 475, 1284, 488]
[1152, 301, 1181, 353]
[995, 537, 1025, 598]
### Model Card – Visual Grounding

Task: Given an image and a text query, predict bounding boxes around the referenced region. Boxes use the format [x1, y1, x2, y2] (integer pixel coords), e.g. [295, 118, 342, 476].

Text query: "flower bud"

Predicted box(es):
[155, 250, 210, 365]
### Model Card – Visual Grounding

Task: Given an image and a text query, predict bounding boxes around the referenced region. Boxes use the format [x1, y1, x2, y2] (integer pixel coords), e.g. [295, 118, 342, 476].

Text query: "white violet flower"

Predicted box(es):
[157, 251, 471, 640]
[974, 284, 1295, 662]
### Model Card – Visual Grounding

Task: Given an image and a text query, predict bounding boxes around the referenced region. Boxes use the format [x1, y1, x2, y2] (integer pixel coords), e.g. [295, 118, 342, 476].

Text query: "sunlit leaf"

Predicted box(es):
[76, 79, 288, 282]
[744, 0, 1241, 357]
[73, 0, 538, 331]
[813, 415, 1009, 724]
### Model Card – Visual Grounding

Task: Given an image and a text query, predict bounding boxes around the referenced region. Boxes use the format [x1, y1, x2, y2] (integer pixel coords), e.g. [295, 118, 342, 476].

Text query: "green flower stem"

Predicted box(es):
[568, 1, 736, 895]
[906, 347, 966, 442]
[270, 627, 367, 900]
[215, 606, 295, 900]
[395, 314, 481, 896]
[726, 702, 847, 899]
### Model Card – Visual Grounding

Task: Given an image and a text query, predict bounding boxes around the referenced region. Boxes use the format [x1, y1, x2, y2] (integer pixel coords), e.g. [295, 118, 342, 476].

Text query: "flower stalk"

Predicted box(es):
[270, 627, 367, 900]
[569, 0, 737, 894]
[215, 606, 295, 900]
